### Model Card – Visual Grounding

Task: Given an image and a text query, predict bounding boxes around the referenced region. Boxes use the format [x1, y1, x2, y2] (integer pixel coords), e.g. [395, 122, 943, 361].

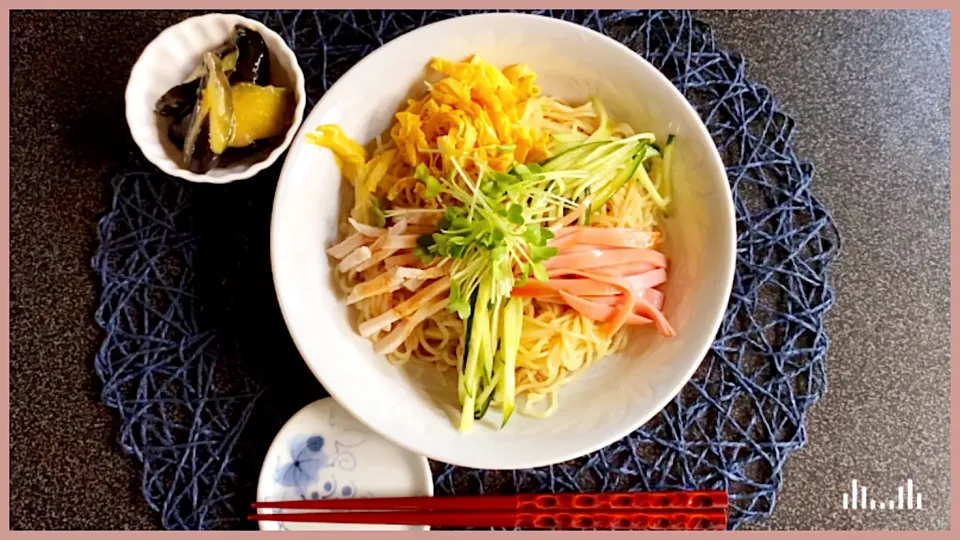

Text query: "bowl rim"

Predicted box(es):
[270, 12, 736, 469]
[125, 13, 307, 184]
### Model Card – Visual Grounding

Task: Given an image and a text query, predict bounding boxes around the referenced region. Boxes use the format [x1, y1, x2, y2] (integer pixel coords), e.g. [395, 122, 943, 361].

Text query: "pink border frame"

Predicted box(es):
[2, 2, 954, 535]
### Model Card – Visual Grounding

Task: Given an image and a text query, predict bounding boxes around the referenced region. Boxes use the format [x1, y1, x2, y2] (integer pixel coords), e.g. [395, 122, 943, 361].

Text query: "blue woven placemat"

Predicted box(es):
[92, 9, 839, 530]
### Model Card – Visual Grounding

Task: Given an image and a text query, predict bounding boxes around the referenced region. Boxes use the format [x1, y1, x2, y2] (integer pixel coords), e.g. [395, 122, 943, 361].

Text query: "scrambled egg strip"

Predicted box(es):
[309, 55, 551, 223]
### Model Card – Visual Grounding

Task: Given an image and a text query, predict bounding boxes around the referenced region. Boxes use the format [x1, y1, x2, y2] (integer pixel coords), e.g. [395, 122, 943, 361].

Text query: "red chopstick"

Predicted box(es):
[250, 491, 728, 530]
[252, 491, 727, 512]
[249, 508, 726, 530]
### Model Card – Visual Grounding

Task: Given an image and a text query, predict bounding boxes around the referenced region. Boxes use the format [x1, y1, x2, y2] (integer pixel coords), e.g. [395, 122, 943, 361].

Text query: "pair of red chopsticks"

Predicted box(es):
[250, 491, 728, 530]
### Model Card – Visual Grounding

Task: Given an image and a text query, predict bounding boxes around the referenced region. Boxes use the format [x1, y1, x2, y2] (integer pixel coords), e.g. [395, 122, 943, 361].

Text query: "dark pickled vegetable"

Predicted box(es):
[186, 121, 219, 173]
[229, 25, 271, 86]
[155, 25, 285, 173]
[155, 79, 200, 118]
[181, 81, 211, 172]
[167, 107, 192, 147]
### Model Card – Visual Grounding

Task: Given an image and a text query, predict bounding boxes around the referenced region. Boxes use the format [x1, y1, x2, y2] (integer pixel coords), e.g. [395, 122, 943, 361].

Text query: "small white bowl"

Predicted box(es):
[271, 13, 735, 469]
[125, 13, 306, 183]
[256, 398, 433, 531]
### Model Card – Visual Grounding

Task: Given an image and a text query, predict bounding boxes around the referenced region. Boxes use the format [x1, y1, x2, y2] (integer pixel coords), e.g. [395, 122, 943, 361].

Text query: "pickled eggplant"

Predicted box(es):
[155, 79, 201, 118]
[229, 25, 271, 86]
[167, 106, 192, 147]
[154, 25, 292, 174]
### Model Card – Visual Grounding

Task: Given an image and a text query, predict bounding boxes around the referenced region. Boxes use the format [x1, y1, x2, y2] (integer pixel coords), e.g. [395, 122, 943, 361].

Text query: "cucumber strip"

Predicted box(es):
[461, 278, 491, 401]
[459, 283, 488, 432]
[459, 396, 475, 432]
[493, 344, 506, 405]
[499, 297, 523, 427]
[589, 143, 647, 212]
[485, 296, 502, 378]
[659, 134, 675, 210]
[474, 370, 500, 419]
[632, 150, 669, 210]
[457, 289, 479, 405]
[584, 98, 612, 143]
[540, 141, 606, 171]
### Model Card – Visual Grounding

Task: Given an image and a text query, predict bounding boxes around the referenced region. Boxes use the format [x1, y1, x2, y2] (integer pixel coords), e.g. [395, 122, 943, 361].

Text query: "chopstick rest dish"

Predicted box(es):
[255, 398, 433, 531]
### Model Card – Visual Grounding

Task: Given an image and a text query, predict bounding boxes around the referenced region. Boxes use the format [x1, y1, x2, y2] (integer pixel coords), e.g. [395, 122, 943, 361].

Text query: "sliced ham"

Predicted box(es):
[402, 278, 426, 292]
[357, 277, 451, 338]
[558, 271, 635, 338]
[385, 253, 420, 269]
[557, 290, 652, 326]
[374, 298, 448, 355]
[377, 235, 420, 250]
[543, 247, 667, 271]
[539, 289, 664, 315]
[590, 261, 657, 277]
[338, 246, 372, 273]
[521, 269, 665, 298]
[512, 278, 621, 298]
[557, 227, 659, 249]
[327, 232, 368, 259]
[346, 267, 421, 305]
[624, 269, 667, 291]
[352, 220, 409, 274]
[348, 217, 386, 237]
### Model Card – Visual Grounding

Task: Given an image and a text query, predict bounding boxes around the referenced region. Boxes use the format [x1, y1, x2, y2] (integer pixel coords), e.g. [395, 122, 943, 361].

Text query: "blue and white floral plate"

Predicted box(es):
[256, 398, 434, 530]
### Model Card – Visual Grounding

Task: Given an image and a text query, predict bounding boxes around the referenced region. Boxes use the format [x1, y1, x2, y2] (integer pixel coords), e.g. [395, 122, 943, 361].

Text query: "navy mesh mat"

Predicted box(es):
[92, 9, 839, 530]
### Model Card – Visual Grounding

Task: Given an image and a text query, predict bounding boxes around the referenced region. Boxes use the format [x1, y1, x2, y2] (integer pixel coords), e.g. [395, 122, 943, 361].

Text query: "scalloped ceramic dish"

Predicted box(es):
[126, 13, 306, 183]
[271, 13, 735, 470]
[256, 398, 433, 531]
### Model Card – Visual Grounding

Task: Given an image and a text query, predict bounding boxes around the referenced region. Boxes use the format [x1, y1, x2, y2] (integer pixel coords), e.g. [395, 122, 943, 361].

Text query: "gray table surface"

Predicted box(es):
[10, 10, 951, 530]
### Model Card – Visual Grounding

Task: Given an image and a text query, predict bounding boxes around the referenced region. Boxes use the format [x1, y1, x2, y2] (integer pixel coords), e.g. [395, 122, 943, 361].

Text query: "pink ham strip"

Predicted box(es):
[551, 226, 659, 249]
[558, 243, 629, 254]
[632, 295, 676, 337]
[553, 270, 672, 338]
[538, 287, 664, 313]
[547, 230, 583, 251]
[590, 261, 657, 277]
[556, 290, 652, 326]
[543, 247, 667, 271]
[513, 279, 620, 297]
[624, 269, 667, 291]
[525, 269, 666, 299]
[558, 271, 635, 338]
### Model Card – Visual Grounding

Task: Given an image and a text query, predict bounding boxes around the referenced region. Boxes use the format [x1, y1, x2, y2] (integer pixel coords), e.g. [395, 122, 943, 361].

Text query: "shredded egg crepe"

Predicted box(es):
[310, 55, 676, 431]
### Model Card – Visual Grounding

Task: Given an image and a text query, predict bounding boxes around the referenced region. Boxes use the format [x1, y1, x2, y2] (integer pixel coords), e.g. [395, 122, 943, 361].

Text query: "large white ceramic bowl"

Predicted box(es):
[271, 13, 735, 470]
[126, 13, 306, 183]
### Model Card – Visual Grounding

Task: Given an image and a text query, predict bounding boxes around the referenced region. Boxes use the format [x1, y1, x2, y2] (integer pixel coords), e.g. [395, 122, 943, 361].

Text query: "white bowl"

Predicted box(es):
[125, 13, 306, 183]
[271, 13, 736, 469]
